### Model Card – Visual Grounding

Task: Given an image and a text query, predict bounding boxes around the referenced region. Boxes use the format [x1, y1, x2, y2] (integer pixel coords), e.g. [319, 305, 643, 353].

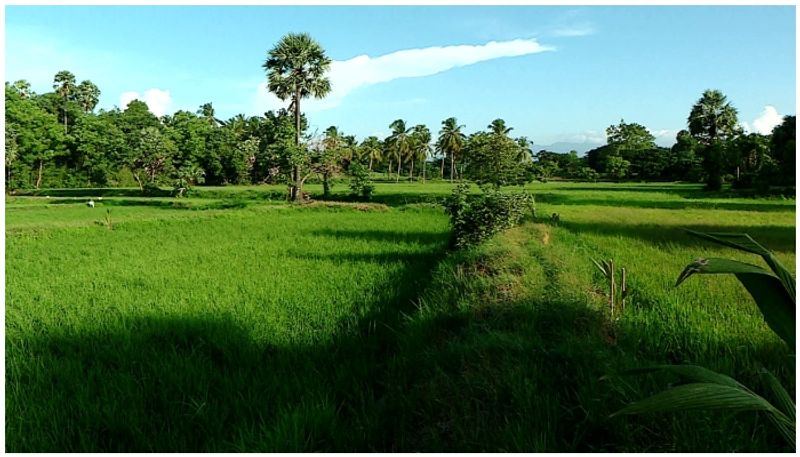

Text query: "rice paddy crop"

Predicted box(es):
[5, 181, 795, 451]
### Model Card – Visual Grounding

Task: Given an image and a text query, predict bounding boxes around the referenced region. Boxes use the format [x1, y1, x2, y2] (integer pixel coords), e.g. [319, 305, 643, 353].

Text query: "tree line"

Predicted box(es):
[5, 32, 795, 195]
[530, 92, 795, 191]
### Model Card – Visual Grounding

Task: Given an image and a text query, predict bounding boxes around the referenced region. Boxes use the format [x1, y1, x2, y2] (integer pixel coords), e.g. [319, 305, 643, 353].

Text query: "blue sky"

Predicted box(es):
[5, 5, 796, 151]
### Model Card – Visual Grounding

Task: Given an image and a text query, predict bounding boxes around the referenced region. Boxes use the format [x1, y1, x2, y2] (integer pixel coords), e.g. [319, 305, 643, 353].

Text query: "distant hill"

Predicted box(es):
[537, 138, 676, 155]
[535, 141, 604, 155]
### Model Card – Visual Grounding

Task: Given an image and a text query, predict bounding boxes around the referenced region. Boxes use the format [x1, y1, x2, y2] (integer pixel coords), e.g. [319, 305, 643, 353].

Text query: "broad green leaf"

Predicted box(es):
[684, 229, 796, 303]
[766, 411, 796, 450]
[675, 257, 795, 347]
[610, 383, 777, 417]
[764, 253, 796, 300]
[618, 365, 745, 389]
[676, 257, 773, 286]
[685, 230, 770, 256]
[761, 368, 796, 422]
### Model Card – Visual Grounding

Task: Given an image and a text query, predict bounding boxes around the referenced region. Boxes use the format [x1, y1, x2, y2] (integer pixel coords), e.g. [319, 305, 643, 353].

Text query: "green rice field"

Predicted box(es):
[5, 181, 796, 451]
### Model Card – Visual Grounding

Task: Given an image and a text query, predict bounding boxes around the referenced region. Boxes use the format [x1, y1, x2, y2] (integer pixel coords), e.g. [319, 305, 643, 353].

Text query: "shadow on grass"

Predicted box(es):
[558, 220, 796, 254]
[43, 198, 253, 211]
[17, 188, 173, 198]
[6, 231, 447, 452]
[536, 193, 796, 213]
[316, 192, 449, 207]
[380, 275, 792, 452]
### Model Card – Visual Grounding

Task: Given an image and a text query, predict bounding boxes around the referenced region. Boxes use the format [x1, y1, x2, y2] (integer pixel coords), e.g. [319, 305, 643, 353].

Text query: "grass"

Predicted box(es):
[5, 180, 796, 451]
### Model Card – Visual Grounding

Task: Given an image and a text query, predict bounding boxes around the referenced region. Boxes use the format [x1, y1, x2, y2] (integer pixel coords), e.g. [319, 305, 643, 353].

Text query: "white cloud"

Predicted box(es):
[751, 105, 783, 135]
[119, 88, 173, 117]
[254, 38, 553, 114]
[552, 25, 595, 37]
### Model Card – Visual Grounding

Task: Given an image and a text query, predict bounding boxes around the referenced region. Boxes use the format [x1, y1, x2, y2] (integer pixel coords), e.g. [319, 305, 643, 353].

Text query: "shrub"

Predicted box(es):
[173, 165, 206, 198]
[142, 182, 162, 196]
[348, 162, 375, 200]
[443, 183, 535, 248]
[575, 166, 600, 182]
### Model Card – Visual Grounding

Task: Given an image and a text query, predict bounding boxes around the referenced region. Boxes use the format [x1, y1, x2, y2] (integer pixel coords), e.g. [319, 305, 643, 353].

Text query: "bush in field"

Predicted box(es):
[173, 165, 206, 197]
[443, 182, 534, 248]
[348, 162, 374, 200]
[575, 166, 600, 182]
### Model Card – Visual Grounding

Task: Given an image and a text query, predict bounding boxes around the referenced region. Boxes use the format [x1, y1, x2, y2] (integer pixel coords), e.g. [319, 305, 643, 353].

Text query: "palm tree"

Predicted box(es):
[688, 89, 740, 190]
[12, 80, 32, 98]
[53, 70, 76, 133]
[197, 102, 223, 126]
[410, 124, 431, 182]
[360, 136, 382, 172]
[688, 90, 739, 144]
[488, 118, 513, 136]
[437, 117, 466, 182]
[323, 125, 342, 151]
[76, 80, 101, 113]
[387, 119, 412, 183]
[263, 32, 331, 200]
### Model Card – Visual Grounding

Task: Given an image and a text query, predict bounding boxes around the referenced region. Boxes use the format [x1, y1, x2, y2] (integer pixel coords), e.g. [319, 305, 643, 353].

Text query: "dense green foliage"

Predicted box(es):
[347, 162, 375, 200]
[6, 74, 794, 195]
[443, 182, 534, 248]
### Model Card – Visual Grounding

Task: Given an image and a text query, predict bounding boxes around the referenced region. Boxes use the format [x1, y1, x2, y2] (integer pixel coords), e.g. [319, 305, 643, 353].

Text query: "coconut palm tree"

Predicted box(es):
[76, 80, 101, 113]
[53, 70, 76, 133]
[488, 118, 513, 136]
[263, 32, 331, 200]
[410, 124, 431, 182]
[387, 119, 412, 183]
[437, 117, 466, 182]
[197, 102, 223, 126]
[359, 136, 382, 172]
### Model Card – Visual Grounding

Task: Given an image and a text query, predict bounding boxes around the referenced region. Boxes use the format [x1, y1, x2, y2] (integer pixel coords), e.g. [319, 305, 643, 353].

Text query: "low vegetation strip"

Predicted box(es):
[383, 221, 793, 451]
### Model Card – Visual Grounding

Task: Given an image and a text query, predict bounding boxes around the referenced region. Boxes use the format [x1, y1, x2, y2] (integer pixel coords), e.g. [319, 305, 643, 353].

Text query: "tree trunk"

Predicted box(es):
[368, 156, 373, 172]
[323, 172, 330, 198]
[290, 87, 301, 201]
[450, 154, 455, 182]
[387, 159, 392, 180]
[440, 154, 446, 179]
[132, 171, 143, 191]
[35, 159, 44, 189]
[396, 157, 401, 183]
[422, 161, 426, 183]
[409, 160, 414, 181]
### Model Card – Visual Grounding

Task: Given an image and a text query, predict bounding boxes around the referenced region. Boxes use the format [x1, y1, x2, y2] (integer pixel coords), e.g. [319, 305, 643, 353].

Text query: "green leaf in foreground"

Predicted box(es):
[611, 382, 795, 448]
[616, 364, 745, 389]
[675, 257, 795, 347]
[610, 383, 777, 417]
